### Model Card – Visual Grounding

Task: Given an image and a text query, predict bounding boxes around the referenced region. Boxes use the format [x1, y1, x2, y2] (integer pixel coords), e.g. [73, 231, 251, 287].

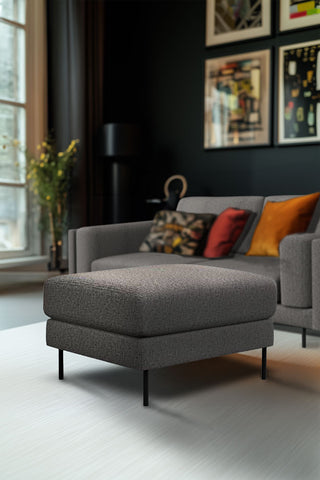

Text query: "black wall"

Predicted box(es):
[104, 0, 320, 204]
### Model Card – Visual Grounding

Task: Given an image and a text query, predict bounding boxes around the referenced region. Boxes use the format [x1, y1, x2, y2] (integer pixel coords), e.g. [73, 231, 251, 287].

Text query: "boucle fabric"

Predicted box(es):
[44, 265, 276, 338]
[46, 318, 274, 370]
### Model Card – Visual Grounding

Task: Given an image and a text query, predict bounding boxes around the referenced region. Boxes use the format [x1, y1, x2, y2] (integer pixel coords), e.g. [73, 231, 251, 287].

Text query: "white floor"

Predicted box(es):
[0, 272, 54, 329]
[1, 318, 320, 480]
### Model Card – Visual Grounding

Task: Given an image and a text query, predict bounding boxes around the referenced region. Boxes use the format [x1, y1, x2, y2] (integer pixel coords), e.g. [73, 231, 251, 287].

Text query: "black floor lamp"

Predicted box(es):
[99, 123, 141, 223]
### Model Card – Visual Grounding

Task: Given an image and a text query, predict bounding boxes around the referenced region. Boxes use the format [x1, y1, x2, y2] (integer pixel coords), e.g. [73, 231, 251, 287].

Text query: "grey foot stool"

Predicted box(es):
[44, 264, 276, 406]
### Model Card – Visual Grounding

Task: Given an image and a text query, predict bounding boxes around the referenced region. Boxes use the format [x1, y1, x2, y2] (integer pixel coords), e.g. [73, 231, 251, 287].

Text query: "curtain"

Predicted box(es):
[47, 0, 105, 227]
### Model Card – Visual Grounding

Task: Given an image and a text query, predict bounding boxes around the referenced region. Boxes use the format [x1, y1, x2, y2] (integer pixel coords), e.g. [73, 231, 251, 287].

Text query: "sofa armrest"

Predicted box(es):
[312, 239, 320, 331]
[68, 229, 77, 274]
[280, 233, 320, 308]
[73, 220, 152, 273]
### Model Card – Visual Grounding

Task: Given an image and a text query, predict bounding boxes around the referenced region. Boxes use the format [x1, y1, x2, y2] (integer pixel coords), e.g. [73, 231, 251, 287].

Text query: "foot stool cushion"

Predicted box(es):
[44, 265, 276, 338]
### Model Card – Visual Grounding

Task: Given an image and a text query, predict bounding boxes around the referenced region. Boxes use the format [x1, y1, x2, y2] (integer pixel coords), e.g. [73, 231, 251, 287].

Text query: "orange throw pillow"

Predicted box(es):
[246, 193, 320, 257]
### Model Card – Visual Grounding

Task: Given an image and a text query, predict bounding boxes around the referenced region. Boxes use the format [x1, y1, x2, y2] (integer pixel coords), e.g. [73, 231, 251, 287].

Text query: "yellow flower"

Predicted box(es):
[58, 170, 63, 176]
[42, 141, 47, 147]
[46, 195, 51, 201]
[31, 159, 35, 165]
[58, 152, 64, 157]
[40, 153, 45, 160]
[40, 162, 44, 168]
[73, 148, 77, 153]
[37, 144, 41, 150]
[67, 140, 76, 152]
[12, 139, 20, 147]
[34, 189, 39, 195]
[27, 173, 31, 180]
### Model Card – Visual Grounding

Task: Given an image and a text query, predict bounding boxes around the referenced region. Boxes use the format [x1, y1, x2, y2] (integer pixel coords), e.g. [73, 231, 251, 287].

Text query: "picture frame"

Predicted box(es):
[206, 0, 271, 47]
[278, 40, 320, 145]
[280, 0, 320, 32]
[204, 49, 271, 149]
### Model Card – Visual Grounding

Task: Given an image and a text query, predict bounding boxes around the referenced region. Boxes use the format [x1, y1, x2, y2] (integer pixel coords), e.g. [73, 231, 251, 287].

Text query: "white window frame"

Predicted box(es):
[0, 0, 47, 260]
[0, 10, 28, 259]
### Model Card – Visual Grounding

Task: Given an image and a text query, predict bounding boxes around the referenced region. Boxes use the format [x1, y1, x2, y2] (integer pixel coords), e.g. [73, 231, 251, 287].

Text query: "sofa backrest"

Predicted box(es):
[177, 196, 265, 253]
[264, 194, 320, 233]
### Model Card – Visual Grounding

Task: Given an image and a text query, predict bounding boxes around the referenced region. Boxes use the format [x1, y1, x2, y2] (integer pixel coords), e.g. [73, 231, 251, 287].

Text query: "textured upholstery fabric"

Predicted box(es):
[91, 252, 281, 301]
[47, 318, 274, 370]
[279, 233, 320, 308]
[68, 229, 77, 274]
[246, 193, 320, 257]
[91, 252, 206, 271]
[312, 239, 320, 331]
[76, 220, 152, 273]
[203, 208, 252, 258]
[200, 255, 280, 301]
[177, 196, 265, 253]
[44, 265, 276, 337]
[139, 210, 214, 256]
[270, 305, 313, 329]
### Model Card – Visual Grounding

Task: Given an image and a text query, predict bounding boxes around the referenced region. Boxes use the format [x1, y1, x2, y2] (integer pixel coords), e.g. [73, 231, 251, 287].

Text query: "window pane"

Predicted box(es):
[0, 104, 25, 182]
[0, 185, 27, 251]
[0, 0, 26, 24]
[0, 22, 25, 103]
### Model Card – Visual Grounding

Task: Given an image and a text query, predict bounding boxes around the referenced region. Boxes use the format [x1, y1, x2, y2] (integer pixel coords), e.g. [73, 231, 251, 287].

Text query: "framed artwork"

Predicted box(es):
[278, 40, 320, 145]
[206, 0, 271, 47]
[204, 49, 271, 149]
[280, 0, 320, 32]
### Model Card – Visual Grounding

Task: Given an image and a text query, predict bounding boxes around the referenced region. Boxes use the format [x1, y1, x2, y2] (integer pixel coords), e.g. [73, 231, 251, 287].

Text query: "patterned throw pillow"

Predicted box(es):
[139, 210, 215, 256]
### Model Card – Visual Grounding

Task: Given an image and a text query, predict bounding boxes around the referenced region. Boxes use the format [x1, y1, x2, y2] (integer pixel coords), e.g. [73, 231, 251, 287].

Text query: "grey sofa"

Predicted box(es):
[68, 195, 320, 346]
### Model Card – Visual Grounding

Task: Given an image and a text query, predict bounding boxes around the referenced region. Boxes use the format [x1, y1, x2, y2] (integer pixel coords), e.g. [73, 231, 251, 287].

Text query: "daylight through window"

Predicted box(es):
[0, 0, 27, 255]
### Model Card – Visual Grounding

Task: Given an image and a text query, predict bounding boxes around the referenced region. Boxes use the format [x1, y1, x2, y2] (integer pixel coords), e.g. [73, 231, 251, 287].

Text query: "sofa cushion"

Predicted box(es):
[246, 193, 320, 257]
[200, 254, 280, 302]
[177, 196, 265, 253]
[44, 265, 277, 337]
[139, 210, 214, 256]
[203, 208, 253, 258]
[91, 252, 204, 271]
[91, 251, 280, 302]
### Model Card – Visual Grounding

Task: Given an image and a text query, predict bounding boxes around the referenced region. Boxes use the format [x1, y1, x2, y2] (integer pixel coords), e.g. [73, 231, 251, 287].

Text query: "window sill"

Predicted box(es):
[0, 255, 48, 269]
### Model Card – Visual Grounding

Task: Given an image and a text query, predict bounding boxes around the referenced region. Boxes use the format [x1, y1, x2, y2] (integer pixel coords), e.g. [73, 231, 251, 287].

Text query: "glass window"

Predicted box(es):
[0, 0, 27, 256]
[0, 0, 26, 24]
[0, 185, 27, 251]
[0, 105, 26, 183]
[0, 21, 25, 103]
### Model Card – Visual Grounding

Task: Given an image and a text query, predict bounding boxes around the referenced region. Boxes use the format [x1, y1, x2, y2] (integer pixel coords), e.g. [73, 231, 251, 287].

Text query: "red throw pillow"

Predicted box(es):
[203, 208, 252, 258]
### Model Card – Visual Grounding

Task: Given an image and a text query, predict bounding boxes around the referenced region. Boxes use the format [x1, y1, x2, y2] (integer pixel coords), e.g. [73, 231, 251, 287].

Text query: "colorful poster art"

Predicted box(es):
[204, 50, 270, 149]
[280, 0, 320, 31]
[206, 0, 270, 46]
[278, 41, 320, 144]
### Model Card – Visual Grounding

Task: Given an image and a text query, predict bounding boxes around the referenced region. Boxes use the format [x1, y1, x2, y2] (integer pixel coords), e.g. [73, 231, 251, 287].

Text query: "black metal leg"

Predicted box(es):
[302, 328, 307, 348]
[261, 347, 267, 380]
[143, 370, 149, 406]
[59, 349, 64, 380]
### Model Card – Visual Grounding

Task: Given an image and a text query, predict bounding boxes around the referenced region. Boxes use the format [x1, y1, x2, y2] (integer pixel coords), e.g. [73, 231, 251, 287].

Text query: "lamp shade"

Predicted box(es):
[99, 123, 141, 157]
